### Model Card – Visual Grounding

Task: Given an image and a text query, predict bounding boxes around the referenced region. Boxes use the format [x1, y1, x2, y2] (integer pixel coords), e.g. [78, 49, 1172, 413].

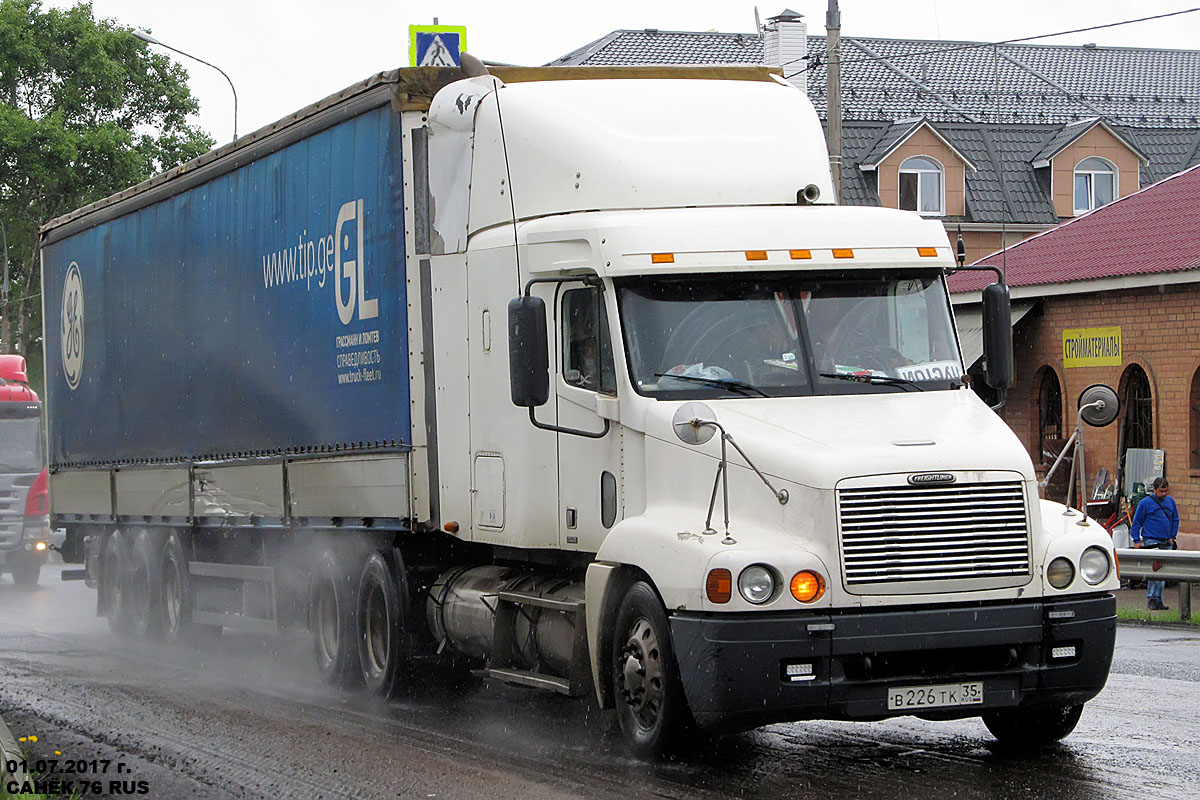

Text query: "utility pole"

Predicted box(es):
[826, 0, 843, 203]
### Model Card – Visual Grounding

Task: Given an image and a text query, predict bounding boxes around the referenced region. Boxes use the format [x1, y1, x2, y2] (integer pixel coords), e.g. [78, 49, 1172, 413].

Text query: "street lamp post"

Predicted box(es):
[133, 30, 239, 142]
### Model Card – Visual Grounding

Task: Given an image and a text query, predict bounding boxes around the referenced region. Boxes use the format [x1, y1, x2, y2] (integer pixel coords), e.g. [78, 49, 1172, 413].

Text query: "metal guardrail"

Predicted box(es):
[1114, 548, 1200, 582]
[1115, 548, 1197, 621]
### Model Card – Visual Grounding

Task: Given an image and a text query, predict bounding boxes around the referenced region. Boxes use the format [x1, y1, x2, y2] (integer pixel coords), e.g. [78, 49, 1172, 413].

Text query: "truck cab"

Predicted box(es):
[0, 355, 54, 587]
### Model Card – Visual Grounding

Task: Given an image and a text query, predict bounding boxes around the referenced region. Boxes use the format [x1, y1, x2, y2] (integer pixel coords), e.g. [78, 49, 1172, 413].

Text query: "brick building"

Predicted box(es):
[949, 164, 1200, 535]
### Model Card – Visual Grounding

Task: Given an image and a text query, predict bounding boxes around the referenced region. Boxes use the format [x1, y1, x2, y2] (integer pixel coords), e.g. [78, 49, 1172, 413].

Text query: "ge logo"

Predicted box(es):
[61, 262, 84, 390]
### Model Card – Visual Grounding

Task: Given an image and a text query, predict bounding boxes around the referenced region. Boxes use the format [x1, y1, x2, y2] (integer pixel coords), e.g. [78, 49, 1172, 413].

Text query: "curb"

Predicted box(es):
[1116, 618, 1199, 631]
[0, 711, 29, 787]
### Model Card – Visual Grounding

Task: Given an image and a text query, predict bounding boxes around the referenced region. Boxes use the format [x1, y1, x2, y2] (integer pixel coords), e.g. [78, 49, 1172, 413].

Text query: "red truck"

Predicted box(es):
[0, 355, 55, 587]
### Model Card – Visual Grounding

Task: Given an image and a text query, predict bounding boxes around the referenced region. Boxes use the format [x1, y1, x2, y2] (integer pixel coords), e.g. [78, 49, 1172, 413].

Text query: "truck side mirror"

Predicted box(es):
[508, 296, 550, 407]
[981, 282, 1013, 391]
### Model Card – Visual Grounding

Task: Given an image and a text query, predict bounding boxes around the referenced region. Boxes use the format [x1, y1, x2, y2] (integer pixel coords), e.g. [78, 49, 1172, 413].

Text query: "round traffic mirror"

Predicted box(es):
[1078, 383, 1120, 428]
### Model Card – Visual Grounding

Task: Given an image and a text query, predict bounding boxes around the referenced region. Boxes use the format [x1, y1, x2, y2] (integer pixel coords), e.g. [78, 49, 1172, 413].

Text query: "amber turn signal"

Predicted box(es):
[706, 568, 732, 603]
[790, 570, 826, 603]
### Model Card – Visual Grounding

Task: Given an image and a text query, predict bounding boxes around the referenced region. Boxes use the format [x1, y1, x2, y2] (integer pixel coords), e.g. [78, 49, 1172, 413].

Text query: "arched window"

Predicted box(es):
[1120, 364, 1153, 463]
[1073, 157, 1116, 214]
[1190, 369, 1200, 470]
[1036, 368, 1063, 464]
[899, 156, 944, 216]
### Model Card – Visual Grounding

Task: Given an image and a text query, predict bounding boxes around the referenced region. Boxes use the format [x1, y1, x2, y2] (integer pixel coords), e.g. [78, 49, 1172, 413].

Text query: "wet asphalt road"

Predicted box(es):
[1, 564, 1198, 799]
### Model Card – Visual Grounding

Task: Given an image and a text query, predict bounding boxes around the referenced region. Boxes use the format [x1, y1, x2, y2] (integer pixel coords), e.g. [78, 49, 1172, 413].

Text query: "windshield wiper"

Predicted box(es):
[819, 372, 924, 392]
[653, 373, 769, 397]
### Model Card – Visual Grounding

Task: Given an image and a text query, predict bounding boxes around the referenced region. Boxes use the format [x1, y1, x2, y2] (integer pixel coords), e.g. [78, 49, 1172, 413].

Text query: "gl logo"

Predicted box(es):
[61, 262, 85, 390]
[334, 199, 379, 325]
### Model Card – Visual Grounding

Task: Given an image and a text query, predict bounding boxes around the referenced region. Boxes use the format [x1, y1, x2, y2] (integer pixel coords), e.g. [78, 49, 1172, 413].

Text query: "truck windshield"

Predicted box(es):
[616, 272, 962, 398]
[0, 416, 43, 472]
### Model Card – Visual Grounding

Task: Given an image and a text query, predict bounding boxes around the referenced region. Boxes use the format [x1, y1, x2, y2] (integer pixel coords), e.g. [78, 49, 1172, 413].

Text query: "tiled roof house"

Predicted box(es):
[549, 12, 1200, 263]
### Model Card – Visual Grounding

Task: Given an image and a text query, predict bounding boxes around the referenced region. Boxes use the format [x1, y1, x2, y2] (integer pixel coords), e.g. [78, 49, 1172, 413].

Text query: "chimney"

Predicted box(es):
[763, 8, 808, 90]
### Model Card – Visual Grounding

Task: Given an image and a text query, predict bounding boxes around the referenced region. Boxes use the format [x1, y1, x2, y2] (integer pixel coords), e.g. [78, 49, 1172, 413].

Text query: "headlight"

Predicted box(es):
[738, 565, 776, 604]
[1047, 557, 1075, 589]
[1080, 547, 1111, 585]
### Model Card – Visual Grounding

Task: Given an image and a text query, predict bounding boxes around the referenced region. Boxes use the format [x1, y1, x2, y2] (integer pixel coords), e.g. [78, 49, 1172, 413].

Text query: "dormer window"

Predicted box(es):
[899, 156, 944, 216]
[1073, 157, 1116, 214]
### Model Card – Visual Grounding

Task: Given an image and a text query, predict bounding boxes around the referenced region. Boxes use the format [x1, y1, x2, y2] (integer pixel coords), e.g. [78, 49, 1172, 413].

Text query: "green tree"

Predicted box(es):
[0, 0, 213, 393]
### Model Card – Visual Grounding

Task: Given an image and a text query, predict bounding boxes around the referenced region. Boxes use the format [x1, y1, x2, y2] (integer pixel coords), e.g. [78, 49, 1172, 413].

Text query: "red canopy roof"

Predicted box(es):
[950, 164, 1200, 294]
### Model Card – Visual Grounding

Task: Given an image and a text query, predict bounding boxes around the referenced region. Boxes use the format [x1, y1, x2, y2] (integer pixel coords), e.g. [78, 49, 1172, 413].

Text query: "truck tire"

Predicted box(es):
[357, 551, 408, 698]
[102, 531, 133, 636]
[611, 580, 692, 760]
[311, 547, 361, 687]
[160, 530, 219, 644]
[129, 529, 166, 639]
[983, 703, 1084, 748]
[9, 553, 42, 587]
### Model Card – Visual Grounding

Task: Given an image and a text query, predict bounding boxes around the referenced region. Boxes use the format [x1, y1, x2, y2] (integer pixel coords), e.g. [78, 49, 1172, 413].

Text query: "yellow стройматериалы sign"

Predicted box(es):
[1062, 326, 1121, 368]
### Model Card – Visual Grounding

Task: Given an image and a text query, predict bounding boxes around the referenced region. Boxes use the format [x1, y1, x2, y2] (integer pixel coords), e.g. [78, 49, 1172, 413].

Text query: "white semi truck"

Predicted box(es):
[41, 62, 1119, 758]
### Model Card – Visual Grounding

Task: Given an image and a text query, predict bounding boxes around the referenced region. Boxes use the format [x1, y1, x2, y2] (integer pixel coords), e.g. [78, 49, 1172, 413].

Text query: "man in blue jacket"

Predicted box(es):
[1130, 477, 1179, 611]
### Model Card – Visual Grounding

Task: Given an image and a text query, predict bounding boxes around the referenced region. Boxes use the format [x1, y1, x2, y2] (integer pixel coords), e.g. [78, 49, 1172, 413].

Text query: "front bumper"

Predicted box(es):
[0, 518, 64, 569]
[670, 593, 1116, 733]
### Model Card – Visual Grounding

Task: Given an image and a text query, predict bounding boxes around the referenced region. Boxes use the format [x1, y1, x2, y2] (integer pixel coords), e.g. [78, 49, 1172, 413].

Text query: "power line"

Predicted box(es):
[784, 7, 1200, 79]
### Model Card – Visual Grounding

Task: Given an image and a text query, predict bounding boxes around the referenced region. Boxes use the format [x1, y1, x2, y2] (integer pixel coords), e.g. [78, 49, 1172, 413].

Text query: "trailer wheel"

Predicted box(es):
[983, 703, 1084, 748]
[612, 581, 691, 760]
[128, 529, 166, 639]
[160, 530, 213, 644]
[9, 552, 42, 588]
[102, 531, 133, 636]
[357, 551, 408, 698]
[311, 548, 361, 687]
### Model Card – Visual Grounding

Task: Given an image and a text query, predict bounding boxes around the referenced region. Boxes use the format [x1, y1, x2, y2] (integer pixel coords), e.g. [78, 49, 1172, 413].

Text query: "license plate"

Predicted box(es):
[887, 681, 983, 711]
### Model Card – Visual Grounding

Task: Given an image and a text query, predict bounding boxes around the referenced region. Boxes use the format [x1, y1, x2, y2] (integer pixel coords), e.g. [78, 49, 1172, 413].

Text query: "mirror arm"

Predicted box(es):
[523, 274, 603, 297]
[724, 434, 789, 505]
[527, 408, 610, 439]
[949, 263, 1004, 283]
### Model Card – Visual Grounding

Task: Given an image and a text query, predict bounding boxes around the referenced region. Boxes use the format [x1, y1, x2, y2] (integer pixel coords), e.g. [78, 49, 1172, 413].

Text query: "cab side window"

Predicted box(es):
[562, 288, 616, 394]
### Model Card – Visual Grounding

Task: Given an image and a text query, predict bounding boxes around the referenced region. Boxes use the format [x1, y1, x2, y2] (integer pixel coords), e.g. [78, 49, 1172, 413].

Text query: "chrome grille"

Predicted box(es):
[838, 482, 1030, 585]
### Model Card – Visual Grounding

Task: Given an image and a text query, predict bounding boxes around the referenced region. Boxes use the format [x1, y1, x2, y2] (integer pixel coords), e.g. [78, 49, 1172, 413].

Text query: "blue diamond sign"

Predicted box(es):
[409, 24, 467, 67]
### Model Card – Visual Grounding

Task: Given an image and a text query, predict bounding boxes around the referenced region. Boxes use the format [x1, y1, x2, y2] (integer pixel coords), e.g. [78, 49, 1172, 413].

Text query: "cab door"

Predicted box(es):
[555, 282, 622, 553]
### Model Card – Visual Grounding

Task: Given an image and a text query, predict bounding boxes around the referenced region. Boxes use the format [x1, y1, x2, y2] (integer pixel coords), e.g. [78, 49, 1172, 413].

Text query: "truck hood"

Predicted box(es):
[643, 389, 1033, 489]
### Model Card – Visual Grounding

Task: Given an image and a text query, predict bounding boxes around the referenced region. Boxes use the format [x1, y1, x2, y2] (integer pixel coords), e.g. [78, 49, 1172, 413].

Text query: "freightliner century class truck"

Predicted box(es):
[40, 62, 1120, 758]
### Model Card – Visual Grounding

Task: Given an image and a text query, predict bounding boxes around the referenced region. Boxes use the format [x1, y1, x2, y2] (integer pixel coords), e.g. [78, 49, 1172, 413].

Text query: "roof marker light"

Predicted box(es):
[832, 248, 854, 259]
[918, 247, 939, 257]
[790, 249, 812, 260]
[651, 253, 675, 264]
[745, 250, 768, 261]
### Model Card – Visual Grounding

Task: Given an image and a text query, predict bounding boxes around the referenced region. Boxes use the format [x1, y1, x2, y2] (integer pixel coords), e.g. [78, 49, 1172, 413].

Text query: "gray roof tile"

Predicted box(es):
[552, 31, 1200, 127]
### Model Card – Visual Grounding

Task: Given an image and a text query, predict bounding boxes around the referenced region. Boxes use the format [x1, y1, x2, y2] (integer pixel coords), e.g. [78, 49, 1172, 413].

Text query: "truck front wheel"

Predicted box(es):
[8, 552, 42, 587]
[611, 581, 692, 760]
[983, 703, 1084, 748]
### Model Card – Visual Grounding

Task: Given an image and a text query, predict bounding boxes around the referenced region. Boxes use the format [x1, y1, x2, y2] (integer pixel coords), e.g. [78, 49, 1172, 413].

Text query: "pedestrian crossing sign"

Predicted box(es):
[409, 25, 468, 67]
